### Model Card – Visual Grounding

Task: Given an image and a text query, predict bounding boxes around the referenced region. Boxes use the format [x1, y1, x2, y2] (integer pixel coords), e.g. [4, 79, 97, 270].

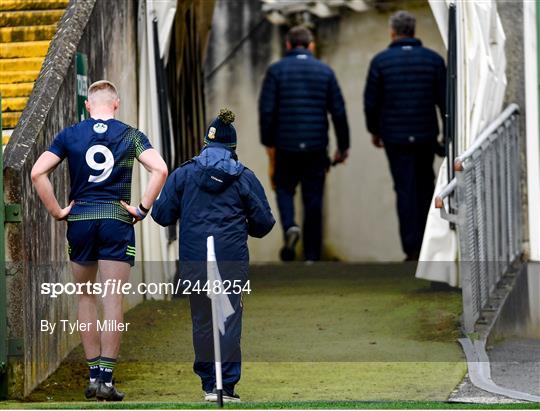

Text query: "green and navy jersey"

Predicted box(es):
[48, 118, 152, 223]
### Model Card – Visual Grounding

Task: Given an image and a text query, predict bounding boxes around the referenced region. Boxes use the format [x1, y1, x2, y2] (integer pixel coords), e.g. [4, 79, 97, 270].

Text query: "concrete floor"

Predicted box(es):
[448, 338, 539, 404]
[448, 264, 540, 404]
[489, 337, 540, 396]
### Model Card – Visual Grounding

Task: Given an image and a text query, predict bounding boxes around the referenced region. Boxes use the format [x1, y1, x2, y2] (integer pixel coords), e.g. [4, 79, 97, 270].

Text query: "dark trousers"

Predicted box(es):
[384, 141, 436, 257]
[189, 292, 242, 394]
[274, 149, 328, 261]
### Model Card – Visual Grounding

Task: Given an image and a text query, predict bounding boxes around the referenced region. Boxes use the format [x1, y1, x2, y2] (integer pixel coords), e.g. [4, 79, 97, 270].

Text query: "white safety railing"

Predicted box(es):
[435, 104, 522, 333]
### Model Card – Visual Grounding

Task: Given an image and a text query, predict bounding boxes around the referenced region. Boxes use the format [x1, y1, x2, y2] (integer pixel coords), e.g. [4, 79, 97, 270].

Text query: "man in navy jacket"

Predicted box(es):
[152, 109, 275, 402]
[259, 25, 350, 262]
[363, 10, 446, 261]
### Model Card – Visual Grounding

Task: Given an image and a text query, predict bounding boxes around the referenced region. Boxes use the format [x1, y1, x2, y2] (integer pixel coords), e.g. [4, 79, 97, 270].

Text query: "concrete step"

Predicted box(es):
[2, 111, 21, 129]
[0, 82, 34, 97]
[0, 0, 69, 12]
[0, 56, 44, 71]
[0, 9, 64, 27]
[0, 40, 50, 58]
[0, 70, 40, 84]
[0, 24, 57, 42]
[1, 96, 28, 112]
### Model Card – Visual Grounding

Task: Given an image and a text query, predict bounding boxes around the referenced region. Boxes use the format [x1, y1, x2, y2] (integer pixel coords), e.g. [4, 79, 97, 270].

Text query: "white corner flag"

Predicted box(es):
[207, 236, 235, 407]
[207, 236, 235, 335]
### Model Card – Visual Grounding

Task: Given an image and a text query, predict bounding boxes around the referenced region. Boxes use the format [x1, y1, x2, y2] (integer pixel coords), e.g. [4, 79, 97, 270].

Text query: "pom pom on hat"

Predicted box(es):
[218, 108, 235, 125]
[204, 108, 237, 148]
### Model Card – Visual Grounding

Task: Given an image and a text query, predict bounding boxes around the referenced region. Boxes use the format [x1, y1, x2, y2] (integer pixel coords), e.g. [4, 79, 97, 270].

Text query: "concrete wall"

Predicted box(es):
[3, 0, 139, 397]
[205, 1, 445, 262]
[496, 1, 529, 250]
[488, 263, 540, 343]
[495, 0, 537, 341]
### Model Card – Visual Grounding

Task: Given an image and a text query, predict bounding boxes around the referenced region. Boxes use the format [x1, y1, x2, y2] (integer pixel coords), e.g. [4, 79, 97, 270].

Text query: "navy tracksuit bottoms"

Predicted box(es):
[384, 141, 436, 257]
[274, 149, 328, 261]
[189, 291, 242, 394]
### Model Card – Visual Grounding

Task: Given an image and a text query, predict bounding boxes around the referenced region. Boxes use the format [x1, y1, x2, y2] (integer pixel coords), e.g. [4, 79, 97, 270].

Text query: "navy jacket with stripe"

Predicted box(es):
[259, 48, 350, 152]
[363, 38, 446, 144]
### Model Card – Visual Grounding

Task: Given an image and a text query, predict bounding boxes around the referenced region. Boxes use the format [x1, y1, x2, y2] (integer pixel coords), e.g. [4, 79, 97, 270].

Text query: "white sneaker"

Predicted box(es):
[280, 225, 301, 261]
[204, 390, 217, 402]
[204, 389, 241, 403]
[223, 391, 241, 402]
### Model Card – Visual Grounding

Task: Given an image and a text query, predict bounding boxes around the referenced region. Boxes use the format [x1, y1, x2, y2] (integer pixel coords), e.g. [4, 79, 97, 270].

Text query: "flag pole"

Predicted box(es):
[208, 236, 224, 408]
[211, 293, 224, 408]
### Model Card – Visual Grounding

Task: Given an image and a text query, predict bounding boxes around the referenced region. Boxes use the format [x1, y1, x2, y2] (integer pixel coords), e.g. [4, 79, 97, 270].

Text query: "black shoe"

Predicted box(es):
[280, 226, 300, 262]
[404, 253, 419, 262]
[84, 380, 99, 399]
[96, 381, 125, 402]
[430, 281, 453, 291]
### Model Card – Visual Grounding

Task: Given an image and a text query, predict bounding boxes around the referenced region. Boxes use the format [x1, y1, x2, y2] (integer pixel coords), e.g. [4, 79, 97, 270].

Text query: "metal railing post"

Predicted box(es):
[435, 104, 521, 334]
[457, 166, 476, 333]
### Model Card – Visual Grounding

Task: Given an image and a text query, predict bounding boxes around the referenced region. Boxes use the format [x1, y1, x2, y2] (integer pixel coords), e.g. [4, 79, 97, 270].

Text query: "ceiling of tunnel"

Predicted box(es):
[261, 0, 370, 25]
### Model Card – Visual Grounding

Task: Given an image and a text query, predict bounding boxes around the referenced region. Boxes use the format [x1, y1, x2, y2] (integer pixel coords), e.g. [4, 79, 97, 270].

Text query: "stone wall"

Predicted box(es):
[3, 0, 139, 397]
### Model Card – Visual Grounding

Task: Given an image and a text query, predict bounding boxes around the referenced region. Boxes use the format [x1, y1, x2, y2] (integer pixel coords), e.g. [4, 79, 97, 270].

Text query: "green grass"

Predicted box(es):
[9, 264, 467, 405]
[1, 401, 540, 410]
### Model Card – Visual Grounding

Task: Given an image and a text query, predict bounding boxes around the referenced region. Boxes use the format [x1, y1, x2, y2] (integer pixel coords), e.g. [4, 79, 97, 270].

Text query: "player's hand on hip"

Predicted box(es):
[53, 200, 74, 221]
[371, 135, 384, 148]
[120, 201, 147, 224]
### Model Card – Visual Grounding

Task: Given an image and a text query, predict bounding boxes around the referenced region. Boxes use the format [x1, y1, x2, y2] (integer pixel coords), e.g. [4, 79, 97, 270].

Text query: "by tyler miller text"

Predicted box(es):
[41, 320, 130, 335]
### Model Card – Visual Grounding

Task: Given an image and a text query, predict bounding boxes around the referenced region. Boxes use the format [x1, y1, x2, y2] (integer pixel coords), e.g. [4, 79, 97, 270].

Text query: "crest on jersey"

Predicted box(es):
[208, 127, 216, 140]
[93, 123, 108, 134]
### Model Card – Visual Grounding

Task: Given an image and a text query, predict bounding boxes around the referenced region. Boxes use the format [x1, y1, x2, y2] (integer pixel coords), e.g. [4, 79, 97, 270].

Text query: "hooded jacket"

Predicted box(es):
[151, 145, 275, 281]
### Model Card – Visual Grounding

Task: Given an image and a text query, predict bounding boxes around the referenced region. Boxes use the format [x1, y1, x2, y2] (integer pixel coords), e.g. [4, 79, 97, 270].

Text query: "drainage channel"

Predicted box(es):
[450, 262, 540, 403]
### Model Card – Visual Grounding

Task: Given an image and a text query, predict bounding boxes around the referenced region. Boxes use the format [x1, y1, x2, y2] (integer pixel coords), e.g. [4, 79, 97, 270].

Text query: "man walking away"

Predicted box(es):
[259, 25, 350, 262]
[152, 109, 275, 402]
[363, 11, 446, 261]
[31, 80, 168, 400]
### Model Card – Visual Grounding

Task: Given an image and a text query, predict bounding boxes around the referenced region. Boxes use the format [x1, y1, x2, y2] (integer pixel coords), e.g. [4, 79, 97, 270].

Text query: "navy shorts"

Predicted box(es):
[67, 219, 136, 266]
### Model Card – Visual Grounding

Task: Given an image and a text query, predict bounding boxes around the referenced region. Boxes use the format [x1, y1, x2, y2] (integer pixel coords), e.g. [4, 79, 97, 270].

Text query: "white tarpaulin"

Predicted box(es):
[417, 0, 507, 287]
[137, 0, 178, 291]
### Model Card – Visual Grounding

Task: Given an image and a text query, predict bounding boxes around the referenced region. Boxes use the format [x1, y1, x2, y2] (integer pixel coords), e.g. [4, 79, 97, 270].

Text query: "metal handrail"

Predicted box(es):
[454, 103, 519, 171]
[434, 177, 457, 209]
[431, 104, 522, 333]
[435, 103, 520, 212]
[434, 177, 458, 225]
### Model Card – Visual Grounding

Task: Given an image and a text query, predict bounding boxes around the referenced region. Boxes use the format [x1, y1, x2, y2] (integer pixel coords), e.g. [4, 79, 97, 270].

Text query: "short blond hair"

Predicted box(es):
[88, 80, 119, 104]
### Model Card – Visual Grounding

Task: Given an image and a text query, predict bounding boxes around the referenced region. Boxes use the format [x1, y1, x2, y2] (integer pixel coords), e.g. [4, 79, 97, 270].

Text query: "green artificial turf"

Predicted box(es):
[13, 264, 467, 405]
[2, 401, 539, 410]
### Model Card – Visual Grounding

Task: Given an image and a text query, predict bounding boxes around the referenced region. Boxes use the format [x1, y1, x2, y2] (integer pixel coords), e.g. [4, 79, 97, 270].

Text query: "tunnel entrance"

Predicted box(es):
[202, 0, 446, 263]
